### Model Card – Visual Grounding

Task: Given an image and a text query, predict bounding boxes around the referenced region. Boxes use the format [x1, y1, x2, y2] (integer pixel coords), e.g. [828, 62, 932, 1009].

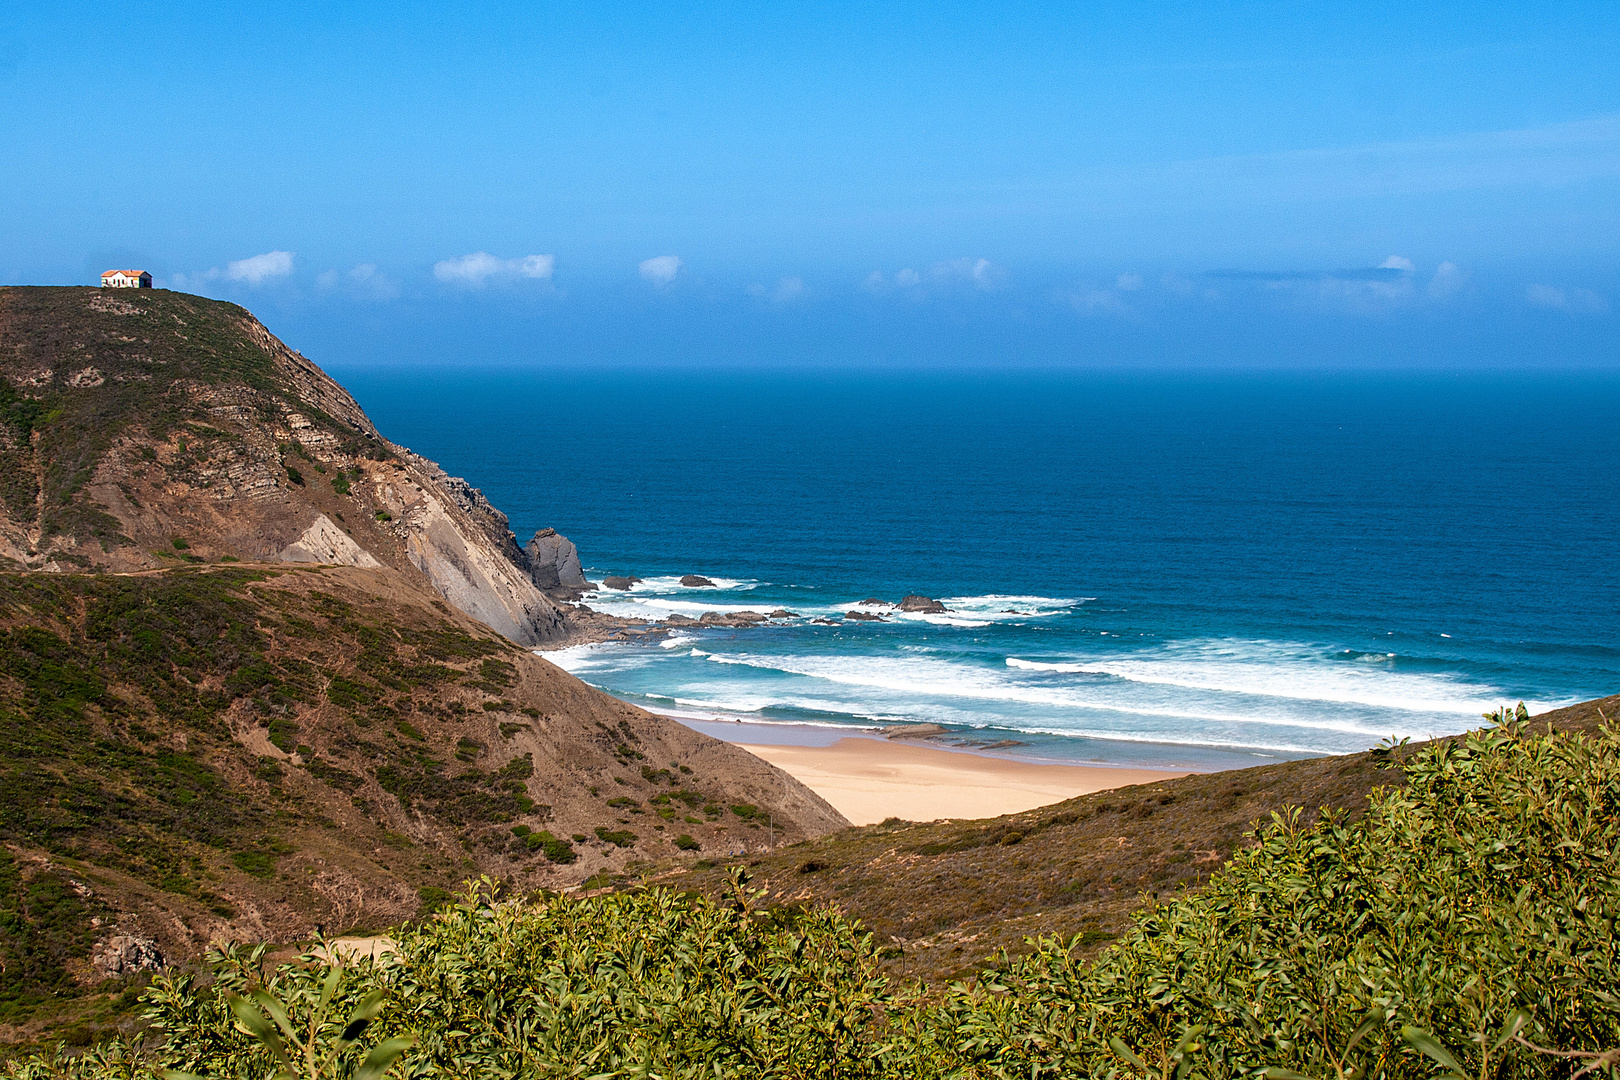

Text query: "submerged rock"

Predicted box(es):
[699, 611, 767, 627]
[681, 574, 717, 587]
[897, 594, 947, 613]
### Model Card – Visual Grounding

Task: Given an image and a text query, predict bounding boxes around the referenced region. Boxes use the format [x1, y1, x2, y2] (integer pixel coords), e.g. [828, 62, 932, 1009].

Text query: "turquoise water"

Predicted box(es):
[337, 367, 1620, 771]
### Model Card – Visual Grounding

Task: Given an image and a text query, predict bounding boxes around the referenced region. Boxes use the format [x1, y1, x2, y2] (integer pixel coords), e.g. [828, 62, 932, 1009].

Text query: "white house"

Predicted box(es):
[101, 270, 152, 288]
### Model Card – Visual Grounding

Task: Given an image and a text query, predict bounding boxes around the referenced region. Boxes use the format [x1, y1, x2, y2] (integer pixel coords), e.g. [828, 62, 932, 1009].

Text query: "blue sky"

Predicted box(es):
[3, 2, 1617, 367]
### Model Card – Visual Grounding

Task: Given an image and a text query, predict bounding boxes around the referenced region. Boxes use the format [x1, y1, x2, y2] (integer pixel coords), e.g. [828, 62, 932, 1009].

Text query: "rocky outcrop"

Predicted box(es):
[526, 528, 589, 590]
[680, 574, 716, 588]
[898, 595, 947, 613]
[92, 933, 165, 977]
[845, 610, 887, 622]
[278, 514, 382, 567]
[603, 576, 642, 591]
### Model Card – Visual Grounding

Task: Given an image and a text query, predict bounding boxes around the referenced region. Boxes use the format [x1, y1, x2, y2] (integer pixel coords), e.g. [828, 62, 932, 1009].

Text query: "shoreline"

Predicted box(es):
[737, 736, 1186, 825]
[654, 712, 1190, 824]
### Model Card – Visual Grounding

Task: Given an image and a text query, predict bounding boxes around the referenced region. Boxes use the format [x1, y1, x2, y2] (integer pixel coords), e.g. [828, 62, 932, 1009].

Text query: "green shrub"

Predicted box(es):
[594, 826, 636, 848]
[9, 712, 1620, 1080]
[674, 834, 700, 851]
[523, 830, 577, 864]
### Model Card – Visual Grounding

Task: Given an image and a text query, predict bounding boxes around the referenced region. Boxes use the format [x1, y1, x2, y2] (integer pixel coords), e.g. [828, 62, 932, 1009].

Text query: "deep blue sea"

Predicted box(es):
[335, 367, 1620, 771]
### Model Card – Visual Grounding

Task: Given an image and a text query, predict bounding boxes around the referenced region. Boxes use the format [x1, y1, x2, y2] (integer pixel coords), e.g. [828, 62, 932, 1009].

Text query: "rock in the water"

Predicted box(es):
[768, 609, 799, 619]
[602, 575, 642, 591]
[665, 613, 698, 625]
[698, 610, 767, 626]
[681, 574, 717, 588]
[897, 594, 947, 613]
[880, 723, 949, 739]
[525, 527, 588, 590]
[844, 610, 886, 622]
[92, 934, 164, 977]
[858, 598, 888, 607]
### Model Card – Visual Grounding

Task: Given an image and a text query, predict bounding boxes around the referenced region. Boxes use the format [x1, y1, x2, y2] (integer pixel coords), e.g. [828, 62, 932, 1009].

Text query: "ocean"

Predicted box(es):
[335, 366, 1620, 772]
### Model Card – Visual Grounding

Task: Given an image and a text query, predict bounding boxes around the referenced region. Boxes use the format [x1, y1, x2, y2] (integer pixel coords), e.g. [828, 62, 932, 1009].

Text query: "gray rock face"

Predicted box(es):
[526, 528, 588, 589]
[897, 594, 947, 613]
[278, 514, 383, 568]
[92, 933, 164, 977]
[680, 574, 716, 588]
[602, 576, 642, 591]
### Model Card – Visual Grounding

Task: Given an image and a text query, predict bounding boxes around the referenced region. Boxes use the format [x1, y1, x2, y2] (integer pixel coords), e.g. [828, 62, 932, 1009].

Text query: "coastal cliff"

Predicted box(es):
[0, 288, 851, 1041]
[0, 286, 572, 645]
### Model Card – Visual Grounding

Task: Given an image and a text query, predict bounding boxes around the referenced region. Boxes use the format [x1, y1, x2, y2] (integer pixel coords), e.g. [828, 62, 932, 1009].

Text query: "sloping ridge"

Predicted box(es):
[0, 286, 568, 646]
[0, 564, 847, 1037]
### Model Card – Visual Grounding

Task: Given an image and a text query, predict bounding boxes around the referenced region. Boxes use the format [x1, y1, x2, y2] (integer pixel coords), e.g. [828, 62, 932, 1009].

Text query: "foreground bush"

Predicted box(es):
[6, 709, 1618, 1079]
[927, 708, 1620, 1078]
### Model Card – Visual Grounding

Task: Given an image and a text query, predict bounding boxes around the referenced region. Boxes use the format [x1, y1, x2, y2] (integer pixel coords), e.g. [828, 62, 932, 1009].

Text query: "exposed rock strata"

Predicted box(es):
[526, 527, 590, 590]
[0, 287, 576, 646]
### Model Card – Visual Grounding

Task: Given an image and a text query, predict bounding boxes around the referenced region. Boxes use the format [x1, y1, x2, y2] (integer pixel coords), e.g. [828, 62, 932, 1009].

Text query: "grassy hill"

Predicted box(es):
[0, 564, 843, 1047]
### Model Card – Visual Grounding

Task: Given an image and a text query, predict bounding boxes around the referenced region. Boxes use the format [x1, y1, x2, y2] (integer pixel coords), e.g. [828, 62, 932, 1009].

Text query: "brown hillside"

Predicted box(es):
[0, 564, 845, 1040]
[0, 287, 577, 646]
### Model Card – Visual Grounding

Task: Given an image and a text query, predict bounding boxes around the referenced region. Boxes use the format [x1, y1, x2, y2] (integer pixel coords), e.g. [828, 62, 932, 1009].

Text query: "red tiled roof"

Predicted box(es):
[101, 269, 148, 278]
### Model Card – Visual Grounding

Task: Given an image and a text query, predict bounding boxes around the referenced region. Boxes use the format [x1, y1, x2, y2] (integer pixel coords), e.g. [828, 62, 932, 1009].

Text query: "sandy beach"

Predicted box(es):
[737, 737, 1186, 825]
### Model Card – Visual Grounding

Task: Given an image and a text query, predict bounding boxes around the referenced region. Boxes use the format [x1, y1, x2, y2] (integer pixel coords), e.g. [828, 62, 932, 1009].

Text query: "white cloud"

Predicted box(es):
[434, 252, 555, 286]
[1426, 261, 1469, 299]
[639, 255, 682, 285]
[861, 270, 887, 293]
[1527, 284, 1610, 314]
[317, 262, 398, 300]
[748, 275, 806, 303]
[1379, 255, 1416, 271]
[1116, 272, 1144, 291]
[932, 256, 1006, 288]
[894, 268, 921, 287]
[170, 250, 295, 292]
[1071, 288, 1132, 316]
[224, 250, 295, 284]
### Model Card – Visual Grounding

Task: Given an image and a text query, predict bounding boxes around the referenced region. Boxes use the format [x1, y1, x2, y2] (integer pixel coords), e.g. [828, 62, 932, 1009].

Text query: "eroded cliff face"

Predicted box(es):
[0, 286, 573, 645]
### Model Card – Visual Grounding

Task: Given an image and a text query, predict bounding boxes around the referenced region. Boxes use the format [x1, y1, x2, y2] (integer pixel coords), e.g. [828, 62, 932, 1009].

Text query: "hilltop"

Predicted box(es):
[0, 286, 601, 646]
[0, 288, 847, 1044]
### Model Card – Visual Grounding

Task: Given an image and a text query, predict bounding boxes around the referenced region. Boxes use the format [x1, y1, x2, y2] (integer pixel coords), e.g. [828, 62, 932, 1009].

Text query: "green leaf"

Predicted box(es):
[1109, 1035, 1150, 1072]
[225, 992, 289, 1067]
[1490, 1011, 1531, 1054]
[1264, 1069, 1316, 1080]
[355, 1034, 417, 1080]
[319, 964, 343, 1009]
[252, 987, 299, 1042]
[1402, 1025, 1466, 1076]
[1345, 1008, 1386, 1055]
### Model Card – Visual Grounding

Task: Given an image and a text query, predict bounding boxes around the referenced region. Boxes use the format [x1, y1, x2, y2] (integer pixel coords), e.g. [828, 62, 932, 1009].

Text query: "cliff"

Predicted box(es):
[0, 286, 570, 646]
